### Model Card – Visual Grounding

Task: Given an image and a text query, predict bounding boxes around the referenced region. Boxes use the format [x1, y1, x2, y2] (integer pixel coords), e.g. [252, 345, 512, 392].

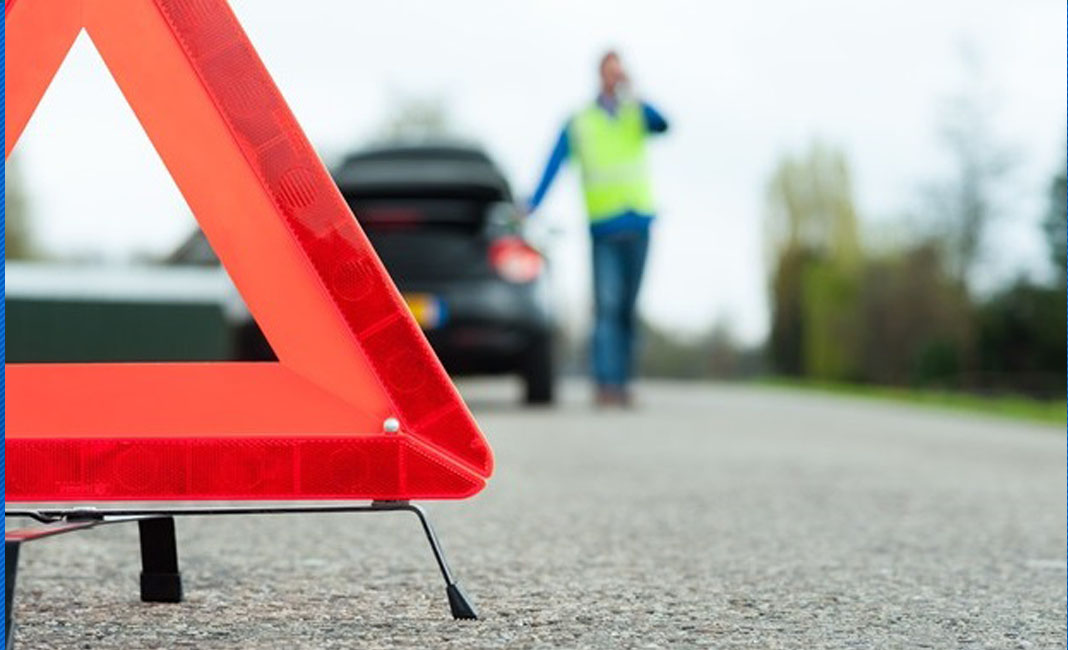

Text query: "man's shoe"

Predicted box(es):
[595, 386, 626, 408]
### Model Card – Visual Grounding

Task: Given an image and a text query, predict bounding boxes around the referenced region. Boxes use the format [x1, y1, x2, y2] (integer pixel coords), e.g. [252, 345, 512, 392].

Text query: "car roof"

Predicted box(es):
[342, 142, 494, 164]
[333, 142, 512, 201]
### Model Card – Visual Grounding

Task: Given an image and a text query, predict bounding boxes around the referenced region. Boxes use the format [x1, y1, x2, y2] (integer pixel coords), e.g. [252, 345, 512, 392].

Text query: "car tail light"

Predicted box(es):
[489, 236, 543, 283]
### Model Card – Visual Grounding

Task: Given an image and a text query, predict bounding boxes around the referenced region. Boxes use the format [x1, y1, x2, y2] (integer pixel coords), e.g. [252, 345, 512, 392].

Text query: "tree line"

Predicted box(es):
[764, 138, 1063, 398]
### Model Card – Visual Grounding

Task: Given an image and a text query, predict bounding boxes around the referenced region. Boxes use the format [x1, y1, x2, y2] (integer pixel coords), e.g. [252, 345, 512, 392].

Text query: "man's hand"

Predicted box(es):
[517, 200, 533, 222]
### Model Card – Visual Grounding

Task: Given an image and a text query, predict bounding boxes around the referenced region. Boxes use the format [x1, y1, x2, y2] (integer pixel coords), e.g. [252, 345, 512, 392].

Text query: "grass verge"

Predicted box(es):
[757, 378, 1066, 426]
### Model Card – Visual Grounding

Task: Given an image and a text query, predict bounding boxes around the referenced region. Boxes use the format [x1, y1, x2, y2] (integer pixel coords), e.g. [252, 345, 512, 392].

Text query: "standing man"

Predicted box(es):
[526, 50, 669, 406]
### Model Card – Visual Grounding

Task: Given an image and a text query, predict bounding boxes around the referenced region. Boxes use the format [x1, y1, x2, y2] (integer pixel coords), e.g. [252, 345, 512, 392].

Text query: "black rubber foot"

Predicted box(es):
[446, 583, 478, 620]
[140, 572, 183, 603]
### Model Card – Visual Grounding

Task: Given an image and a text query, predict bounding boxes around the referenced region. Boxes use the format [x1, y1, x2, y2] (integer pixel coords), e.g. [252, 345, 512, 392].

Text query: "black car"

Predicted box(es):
[170, 142, 557, 404]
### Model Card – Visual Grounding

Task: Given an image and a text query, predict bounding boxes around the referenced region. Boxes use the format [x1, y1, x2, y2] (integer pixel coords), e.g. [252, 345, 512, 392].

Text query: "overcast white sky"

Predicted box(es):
[10, 0, 1066, 343]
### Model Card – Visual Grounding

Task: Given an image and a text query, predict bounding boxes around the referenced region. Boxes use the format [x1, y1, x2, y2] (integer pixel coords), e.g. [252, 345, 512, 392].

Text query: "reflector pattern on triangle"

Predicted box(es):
[8, 437, 482, 502]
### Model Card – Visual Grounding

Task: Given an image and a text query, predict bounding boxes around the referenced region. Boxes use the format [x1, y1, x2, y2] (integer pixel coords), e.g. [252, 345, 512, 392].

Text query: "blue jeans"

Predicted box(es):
[591, 230, 650, 388]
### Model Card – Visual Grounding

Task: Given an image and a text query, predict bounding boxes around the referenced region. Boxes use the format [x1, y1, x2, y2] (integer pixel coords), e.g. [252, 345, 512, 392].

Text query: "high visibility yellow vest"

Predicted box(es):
[568, 101, 655, 222]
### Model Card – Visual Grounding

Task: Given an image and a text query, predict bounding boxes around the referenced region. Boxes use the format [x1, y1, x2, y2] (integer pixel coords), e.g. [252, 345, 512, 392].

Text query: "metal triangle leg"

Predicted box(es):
[375, 501, 479, 620]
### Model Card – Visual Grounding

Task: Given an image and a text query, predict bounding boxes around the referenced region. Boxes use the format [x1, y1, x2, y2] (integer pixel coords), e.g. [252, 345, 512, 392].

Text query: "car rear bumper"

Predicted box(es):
[403, 278, 553, 375]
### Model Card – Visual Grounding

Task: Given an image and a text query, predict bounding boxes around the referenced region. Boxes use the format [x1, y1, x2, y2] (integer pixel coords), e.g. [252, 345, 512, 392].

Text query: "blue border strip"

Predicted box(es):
[2, 0, 9, 632]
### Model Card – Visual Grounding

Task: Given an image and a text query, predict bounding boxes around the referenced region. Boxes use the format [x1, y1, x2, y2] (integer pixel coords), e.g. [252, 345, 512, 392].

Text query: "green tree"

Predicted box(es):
[856, 243, 972, 387]
[976, 279, 1064, 397]
[924, 52, 1015, 290]
[969, 153, 1066, 397]
[5, 155, 37, 260]
[1044, 152, 1065, 278]
[767, 246, 810, 375]
[801, 259, 861, 381]
[765, 142, 862, 378]
[765, 142, 861, 267]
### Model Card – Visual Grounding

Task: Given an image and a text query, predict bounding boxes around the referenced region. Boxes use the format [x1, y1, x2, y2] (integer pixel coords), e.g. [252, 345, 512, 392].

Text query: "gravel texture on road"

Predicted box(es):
[7, 380, 1066, 649]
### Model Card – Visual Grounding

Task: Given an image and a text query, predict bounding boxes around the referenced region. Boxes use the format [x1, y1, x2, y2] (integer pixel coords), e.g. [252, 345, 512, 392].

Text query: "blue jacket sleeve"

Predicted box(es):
[527, 122, 571, 213]
[642, 101, 669, 134]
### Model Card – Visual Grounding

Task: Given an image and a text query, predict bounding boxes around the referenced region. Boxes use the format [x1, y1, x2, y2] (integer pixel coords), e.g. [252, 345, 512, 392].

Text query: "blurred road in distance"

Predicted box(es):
[8, 380, 1064, 649]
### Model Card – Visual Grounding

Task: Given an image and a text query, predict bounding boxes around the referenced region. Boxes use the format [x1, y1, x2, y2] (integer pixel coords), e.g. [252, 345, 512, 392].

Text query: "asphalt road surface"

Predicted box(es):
[7, 380, 1065, 649]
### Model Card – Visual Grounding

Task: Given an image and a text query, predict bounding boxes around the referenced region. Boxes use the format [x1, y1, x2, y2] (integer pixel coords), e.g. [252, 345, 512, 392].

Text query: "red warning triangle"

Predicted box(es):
[5, 0, 494, 501]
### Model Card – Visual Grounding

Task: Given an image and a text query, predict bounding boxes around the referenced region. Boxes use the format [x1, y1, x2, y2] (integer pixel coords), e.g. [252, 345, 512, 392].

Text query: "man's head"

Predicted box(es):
[599, 50, 627, 96]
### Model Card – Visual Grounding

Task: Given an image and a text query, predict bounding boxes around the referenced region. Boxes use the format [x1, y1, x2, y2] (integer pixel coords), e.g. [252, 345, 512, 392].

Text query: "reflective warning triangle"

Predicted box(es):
[5, 0, 494, 500]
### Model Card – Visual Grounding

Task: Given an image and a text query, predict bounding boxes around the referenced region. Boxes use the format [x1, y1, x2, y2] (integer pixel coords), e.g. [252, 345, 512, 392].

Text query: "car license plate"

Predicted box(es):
[403, 293, 446, 330]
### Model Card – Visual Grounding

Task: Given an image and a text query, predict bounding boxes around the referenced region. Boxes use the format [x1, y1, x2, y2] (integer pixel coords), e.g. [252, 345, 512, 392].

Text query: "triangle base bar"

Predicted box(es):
[5, 503, 477, 648]
[6, 437, 484, 501]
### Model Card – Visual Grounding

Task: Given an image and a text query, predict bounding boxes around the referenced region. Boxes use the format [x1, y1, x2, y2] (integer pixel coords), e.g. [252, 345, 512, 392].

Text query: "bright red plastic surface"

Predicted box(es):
[4, 0, 493, 501]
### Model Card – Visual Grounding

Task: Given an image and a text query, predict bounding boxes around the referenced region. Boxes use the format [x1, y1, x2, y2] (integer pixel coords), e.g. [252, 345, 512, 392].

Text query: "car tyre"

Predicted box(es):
[523, 334, 556, 405]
